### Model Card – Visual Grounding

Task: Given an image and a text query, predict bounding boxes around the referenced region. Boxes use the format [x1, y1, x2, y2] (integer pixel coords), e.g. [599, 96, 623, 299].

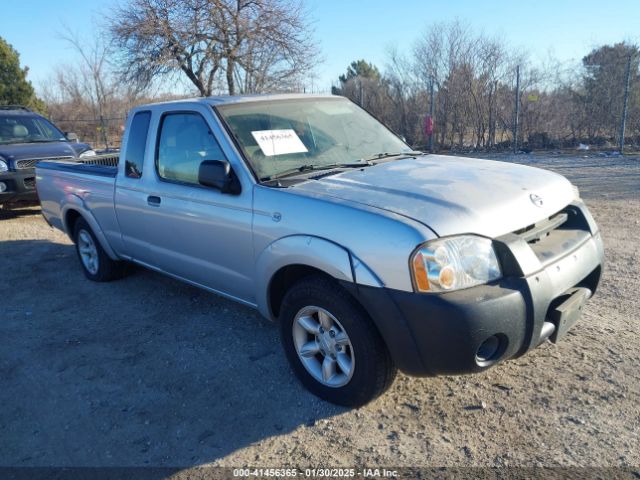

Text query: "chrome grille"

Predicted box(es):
[16, 156, 73, 170]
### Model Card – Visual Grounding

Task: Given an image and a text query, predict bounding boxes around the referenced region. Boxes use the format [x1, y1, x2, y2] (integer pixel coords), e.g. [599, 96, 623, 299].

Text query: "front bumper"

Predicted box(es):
[0, 170, 38, 204]
[345, 205, 604, 377]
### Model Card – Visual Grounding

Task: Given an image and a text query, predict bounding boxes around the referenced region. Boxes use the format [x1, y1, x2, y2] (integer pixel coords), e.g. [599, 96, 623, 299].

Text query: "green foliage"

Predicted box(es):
[332, 60, 382, 96]
[339, 60, 381, 84]
[582, 42, 640, 77]
[580, 42, 640, 136]
[0, 36, 45, 112]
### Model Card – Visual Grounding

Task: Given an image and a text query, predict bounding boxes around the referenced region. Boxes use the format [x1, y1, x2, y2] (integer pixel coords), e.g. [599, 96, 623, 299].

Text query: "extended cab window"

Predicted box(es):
[156, 112, 226, 185]
[124, 111, 151, 178]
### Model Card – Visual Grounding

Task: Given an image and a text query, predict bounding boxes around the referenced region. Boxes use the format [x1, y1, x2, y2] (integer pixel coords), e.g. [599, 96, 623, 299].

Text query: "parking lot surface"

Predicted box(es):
[1, 154, 638, 470]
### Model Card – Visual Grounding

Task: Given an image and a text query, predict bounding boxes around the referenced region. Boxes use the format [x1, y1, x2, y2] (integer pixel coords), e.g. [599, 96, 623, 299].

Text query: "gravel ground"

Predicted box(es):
[0, 153, 638, 473]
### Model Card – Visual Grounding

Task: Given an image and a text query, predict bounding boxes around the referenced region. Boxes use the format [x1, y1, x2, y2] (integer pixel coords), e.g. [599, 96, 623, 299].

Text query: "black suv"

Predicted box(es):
[0, 106, 95, 206]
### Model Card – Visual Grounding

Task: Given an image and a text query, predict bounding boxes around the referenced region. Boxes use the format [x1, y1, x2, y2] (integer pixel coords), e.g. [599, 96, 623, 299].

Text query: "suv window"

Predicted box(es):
[124, 111, 151, 178]
[156, 112, 226, 185]
[0, 115, 67, 144]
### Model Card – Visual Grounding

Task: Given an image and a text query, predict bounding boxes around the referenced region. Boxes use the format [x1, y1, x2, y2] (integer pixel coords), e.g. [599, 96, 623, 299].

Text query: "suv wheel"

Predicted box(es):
[279, 275, 397, 406]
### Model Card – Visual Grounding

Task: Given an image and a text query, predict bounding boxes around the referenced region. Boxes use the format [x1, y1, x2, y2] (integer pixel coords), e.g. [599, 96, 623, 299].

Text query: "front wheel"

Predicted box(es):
[279, 276, 397, 407]
[74, 218, 124, 282]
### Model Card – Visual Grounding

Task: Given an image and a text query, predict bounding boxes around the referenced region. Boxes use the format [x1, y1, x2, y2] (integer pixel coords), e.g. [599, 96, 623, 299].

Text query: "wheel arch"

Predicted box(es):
[62, 199, 119, 261]
[256, 235, 355, 320]
[64, 209, 82, 237]
[268, 264, 334, 319]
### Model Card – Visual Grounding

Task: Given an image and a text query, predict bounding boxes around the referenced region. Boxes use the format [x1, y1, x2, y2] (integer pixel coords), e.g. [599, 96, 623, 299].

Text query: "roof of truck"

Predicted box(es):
[139, 93, 339, 110]
[205, 93, 337, 105]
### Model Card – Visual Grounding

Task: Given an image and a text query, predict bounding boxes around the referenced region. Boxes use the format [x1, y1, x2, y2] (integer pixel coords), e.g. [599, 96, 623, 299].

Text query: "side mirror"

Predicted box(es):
[198, 160, 241, 194]
[65, 132, 79, 142]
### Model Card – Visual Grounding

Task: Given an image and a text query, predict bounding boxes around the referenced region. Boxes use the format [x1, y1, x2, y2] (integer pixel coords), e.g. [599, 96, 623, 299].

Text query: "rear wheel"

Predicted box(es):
[73, 218, 124, 282]
[279, 275, 397, 407]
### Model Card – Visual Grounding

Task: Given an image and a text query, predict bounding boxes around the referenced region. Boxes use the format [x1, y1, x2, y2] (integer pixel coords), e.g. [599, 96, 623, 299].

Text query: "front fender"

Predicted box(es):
[61, 194, 119, 261]
[255, 235, 382, 319]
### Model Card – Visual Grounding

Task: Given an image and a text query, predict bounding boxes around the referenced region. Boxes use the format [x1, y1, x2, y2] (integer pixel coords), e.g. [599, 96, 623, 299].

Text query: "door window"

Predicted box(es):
[123, 111, 151, 178]
[156, 112, 226, 185]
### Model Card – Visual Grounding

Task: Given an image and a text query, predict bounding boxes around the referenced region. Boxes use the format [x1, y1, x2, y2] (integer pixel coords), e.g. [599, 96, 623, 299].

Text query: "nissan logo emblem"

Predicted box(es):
[530, 193, 544, 207]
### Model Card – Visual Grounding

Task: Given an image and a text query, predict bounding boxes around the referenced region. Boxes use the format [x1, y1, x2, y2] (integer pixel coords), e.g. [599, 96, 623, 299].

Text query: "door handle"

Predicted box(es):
[147, 195, 161, 207]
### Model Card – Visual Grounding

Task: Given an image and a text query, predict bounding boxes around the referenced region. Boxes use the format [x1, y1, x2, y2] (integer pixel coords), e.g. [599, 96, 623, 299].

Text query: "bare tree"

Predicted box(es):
[40, 28, 150, 149]
[411, 20, 477, 148]
[329, 23, 640, 152]
[409, 20, 524, 150]
[107, 0, 320, 96]
[384, 48, 424, 144]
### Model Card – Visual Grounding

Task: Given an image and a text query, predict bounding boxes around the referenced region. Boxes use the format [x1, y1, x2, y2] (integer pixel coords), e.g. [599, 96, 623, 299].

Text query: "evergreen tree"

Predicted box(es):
[332, 60, 382, 95]
[0, 36, 44, 111]
[580, 42, 640, 139]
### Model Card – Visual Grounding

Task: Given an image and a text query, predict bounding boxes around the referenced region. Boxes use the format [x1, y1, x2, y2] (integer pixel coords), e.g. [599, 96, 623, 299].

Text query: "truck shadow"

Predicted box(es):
[0, 239, 345, 471]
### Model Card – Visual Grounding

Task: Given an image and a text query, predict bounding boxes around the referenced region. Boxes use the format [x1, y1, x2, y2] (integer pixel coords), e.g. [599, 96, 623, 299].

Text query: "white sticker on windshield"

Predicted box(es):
[251, 129, 308, 156]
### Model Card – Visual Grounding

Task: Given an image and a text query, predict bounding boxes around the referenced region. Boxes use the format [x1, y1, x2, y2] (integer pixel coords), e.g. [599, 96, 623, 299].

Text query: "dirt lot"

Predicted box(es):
[1, 153, 638, 473]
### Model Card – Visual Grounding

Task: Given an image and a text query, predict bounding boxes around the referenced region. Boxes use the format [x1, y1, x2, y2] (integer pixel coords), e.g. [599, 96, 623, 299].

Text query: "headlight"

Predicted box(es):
[0, 158, 8, 173]
[79, 150, 96, 158]
[411, 235, 502, 292]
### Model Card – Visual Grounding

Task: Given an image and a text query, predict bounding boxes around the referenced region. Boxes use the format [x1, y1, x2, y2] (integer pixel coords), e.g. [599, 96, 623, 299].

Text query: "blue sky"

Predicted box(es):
[2, 0, 639, 94]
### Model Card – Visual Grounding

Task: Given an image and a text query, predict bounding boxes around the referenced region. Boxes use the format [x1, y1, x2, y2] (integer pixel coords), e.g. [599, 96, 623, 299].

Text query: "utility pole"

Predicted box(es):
[619, 53, 632, 154]
[429, 79, 435, 152]
[514, 65, 520, 154]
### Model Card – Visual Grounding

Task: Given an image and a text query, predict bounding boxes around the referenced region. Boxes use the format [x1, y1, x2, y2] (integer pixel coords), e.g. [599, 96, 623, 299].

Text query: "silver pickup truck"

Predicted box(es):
[36, 94, 604, 406]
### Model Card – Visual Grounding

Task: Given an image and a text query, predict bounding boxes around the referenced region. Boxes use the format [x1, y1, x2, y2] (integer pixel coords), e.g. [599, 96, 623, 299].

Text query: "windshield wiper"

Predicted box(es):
[261, 162, 370, 182]
[361, 151, 422, 164]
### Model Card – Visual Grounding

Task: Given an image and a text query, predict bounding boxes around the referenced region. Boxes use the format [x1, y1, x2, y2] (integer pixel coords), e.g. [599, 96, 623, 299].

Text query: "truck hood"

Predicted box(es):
[291, 155, 575, 238]
[0, 141, 91, 163]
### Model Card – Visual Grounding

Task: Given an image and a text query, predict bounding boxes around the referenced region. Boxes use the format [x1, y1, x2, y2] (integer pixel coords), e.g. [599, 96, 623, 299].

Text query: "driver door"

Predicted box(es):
[141, 109, 256, 305]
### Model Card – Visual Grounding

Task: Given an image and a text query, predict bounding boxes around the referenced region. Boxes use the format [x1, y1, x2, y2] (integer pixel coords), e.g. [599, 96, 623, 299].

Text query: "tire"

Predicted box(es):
[73, 217, 124, 282]
[279, 275, 397, 407]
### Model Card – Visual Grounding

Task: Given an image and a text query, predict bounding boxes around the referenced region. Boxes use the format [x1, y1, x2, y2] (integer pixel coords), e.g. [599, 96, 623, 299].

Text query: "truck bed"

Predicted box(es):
[36, 156, 120, 244]
[36, 160, 118, 178]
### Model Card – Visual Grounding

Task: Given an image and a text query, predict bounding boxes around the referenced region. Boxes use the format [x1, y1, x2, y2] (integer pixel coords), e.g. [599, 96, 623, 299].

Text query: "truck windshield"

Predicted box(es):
[216, 97, 413, 181]
[0, 115, 67, 145]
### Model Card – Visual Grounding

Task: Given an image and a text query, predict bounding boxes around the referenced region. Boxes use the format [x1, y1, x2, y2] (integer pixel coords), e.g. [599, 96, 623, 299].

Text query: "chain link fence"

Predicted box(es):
[49, 116, 126, 152]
